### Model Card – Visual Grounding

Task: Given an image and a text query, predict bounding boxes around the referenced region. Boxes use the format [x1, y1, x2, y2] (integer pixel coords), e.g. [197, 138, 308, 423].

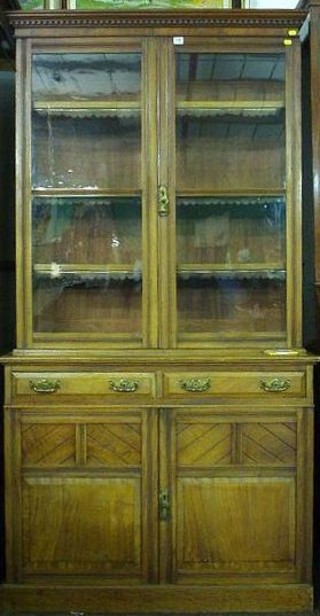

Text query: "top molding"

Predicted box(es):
[6, 8, 307, 31]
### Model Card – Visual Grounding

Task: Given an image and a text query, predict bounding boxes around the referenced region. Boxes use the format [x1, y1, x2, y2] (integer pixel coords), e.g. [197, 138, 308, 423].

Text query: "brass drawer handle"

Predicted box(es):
[260, 378, 291, 393]
[180, 378, 211, 392]
[29, 379, 61, 394]
[109, 379, 139, 393]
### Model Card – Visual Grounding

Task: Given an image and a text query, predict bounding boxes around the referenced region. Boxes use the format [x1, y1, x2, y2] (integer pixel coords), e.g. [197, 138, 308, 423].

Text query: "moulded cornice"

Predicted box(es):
[6, 8, 307, 32]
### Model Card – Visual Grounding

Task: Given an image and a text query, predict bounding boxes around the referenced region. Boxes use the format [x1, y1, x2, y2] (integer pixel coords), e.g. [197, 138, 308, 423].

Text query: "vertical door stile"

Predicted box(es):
[141, 406, 159, 582]
[142, 38, 158, 348]
[159, 406, 174, 583]
[285, 40, 302, 349]
[6, 410, 22, 582]
[4, 409, 15, 582]
[157, 39, 177, 349]
[311, 7, 320, 334]
[16, 38, 32, 349]
[25, 40, 34, 349]
[296, 406, 314, 582]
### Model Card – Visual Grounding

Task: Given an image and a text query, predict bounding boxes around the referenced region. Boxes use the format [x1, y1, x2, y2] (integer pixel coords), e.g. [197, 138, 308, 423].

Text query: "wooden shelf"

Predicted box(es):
[33, 263, 142, 276]
[33, 100, 141, 110]
[178, 263, 285, 274]
[32, 188, 284, 198]
[177, 100, 284, 116]
[32, 188, 142, 197]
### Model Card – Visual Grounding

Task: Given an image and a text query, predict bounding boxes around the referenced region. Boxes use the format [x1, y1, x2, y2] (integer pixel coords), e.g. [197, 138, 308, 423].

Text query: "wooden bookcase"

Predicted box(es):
[0, 7, 317, 612]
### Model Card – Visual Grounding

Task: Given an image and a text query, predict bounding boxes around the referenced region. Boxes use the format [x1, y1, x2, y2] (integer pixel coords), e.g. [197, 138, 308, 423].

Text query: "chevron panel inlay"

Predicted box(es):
[241, 422, 297, 466]
[22, 424, 75, 467]
[177, 423, 232, 467]
[87, 423, 141, 467]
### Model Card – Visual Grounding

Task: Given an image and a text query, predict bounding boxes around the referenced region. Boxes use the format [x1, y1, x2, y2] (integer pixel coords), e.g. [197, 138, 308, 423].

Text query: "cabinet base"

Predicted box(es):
[0, 584, 313, 613]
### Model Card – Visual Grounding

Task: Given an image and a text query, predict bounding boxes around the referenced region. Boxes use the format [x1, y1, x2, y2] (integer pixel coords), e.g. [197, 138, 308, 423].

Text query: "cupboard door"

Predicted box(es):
[6, 408, 158, 583]
[159, 407, 311, 584]
[26, 42, 158, 348]
[159, 42, 302, 349]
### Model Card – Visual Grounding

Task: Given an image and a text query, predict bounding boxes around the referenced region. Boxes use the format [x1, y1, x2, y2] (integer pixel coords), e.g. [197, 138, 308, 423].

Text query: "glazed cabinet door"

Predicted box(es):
[5, 407, 158, 583]
[159, 39, 302, 349]
[159, 407, 312, 584]
[19, 39, 158, 349]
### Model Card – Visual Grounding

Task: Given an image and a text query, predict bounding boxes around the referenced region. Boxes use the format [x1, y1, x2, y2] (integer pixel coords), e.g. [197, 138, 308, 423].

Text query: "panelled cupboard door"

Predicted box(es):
[5, 407, 158, 583]
[18, 34, 302, 352]
[159, 407, 312, 584]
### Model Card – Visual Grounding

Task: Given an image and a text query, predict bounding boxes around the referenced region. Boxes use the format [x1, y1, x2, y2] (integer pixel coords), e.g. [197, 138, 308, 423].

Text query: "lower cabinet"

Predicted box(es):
[2, 362, 315, 611]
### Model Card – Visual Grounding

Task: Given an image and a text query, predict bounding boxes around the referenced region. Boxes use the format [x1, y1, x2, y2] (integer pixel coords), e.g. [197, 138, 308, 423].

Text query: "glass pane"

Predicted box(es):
[176, 53, 285, 192]
[176, 53, 284, 102]
[33, 273, 141, 335]
[33, 196, 141, 265]
[32, 197, 142, 336]
[32, 54, 141, 102]
[176, 196, 286, 338]
[32, 53, 141, 190]
[32, 110, 141, 190]
[177, 273, 286, 336]
[177, 196, 285, 266]
[175, 51, 287, 342]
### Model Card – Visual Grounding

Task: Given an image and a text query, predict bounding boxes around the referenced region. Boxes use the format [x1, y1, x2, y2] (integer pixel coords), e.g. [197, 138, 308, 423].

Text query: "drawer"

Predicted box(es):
[163, 371, 306, 397]
[12, 372, 157, 399]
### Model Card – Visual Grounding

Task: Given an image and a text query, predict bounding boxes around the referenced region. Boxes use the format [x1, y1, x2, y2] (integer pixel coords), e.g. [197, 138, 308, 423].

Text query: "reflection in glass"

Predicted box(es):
[32, 53, 141, 102]
[177, 196, 285, 266]
[32, 197, 142, 265]
[31, 53, 141, 190]
[176, 52, 285, 191]
[32, 110, 141, 190]
[176, 111, 285, 191]
[177, 273, 286, 337]
[175, 52, 287, 340]
[32, 196, 142, 336]
[176, 196, 286, 338]
[33, 273, 142, 335]
[176, 53, 285, 102]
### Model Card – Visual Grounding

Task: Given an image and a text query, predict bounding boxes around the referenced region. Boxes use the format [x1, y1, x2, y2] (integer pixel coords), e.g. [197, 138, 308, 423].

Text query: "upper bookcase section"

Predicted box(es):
[9, 8, 308, 352]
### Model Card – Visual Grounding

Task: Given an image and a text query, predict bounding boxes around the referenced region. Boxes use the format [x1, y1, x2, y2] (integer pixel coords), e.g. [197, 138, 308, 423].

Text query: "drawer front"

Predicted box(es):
[164, 371, 306, 397]
[12, 372, 157, 399]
